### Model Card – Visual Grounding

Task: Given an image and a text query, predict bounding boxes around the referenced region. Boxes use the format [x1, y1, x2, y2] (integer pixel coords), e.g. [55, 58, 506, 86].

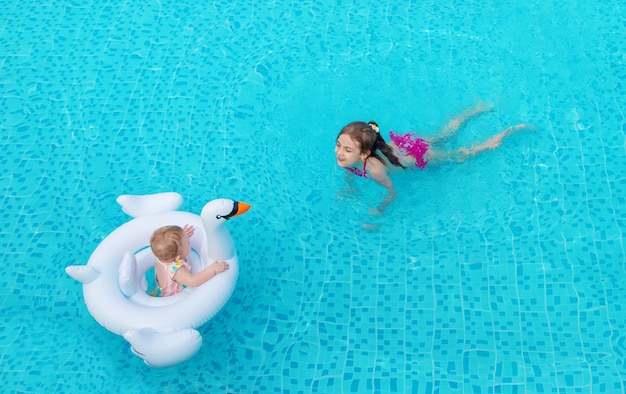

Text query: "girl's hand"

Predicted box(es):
[183, 224, 195, 238]
[368, 207, 383, 217]
[362, 222, 380, 231]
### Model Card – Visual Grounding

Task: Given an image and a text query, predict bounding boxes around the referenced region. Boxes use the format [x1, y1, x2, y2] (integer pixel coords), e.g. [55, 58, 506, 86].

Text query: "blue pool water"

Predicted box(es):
[2, 0, 626, 392]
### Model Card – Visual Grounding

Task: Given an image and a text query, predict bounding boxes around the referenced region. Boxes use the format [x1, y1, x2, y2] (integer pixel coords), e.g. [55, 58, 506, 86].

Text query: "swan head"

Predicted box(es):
[200, 199, 250, 231]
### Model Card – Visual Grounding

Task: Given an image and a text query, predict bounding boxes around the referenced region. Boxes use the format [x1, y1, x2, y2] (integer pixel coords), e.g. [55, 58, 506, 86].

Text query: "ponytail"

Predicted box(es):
[368, 121, 406, 169]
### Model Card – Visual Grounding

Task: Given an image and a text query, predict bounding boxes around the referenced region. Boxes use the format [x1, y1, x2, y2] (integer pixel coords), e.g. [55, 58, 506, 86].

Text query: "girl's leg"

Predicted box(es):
[426, 123, 534, 164]
[422, 147, 466, 164]
[457, 123, 535, 158]
[432, 101, 495, 142]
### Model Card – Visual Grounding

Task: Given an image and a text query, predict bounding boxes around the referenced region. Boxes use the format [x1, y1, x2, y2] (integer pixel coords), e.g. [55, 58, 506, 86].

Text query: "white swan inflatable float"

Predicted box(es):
[65, 192, 250, 367]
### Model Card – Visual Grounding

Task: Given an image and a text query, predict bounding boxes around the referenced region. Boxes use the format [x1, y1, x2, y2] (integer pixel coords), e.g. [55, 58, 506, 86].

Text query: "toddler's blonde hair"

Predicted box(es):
[150, 225, 185, 262]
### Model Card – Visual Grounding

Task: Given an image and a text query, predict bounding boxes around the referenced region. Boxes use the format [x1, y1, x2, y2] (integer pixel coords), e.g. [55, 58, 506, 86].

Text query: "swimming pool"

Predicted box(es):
[2, 0, 626, 392]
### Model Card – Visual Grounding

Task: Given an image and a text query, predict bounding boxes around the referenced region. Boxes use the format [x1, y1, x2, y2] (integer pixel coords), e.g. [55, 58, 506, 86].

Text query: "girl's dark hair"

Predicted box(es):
[337, 121, 406, 168]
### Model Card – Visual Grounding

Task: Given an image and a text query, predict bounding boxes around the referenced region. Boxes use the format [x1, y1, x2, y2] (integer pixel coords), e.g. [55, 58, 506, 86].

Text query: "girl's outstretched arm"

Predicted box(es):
[366, 161, 397, 215]
[372, 187, 397, 215]
[362, 170, 396, 231]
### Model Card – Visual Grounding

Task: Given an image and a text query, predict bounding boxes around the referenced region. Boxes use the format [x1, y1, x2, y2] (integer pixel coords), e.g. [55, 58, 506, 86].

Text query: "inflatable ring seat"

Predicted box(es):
[65, 192, 250, 367]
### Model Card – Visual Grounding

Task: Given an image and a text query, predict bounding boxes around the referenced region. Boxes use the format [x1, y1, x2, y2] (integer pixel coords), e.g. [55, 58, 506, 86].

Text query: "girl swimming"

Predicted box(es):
[334, 102, 532, 217]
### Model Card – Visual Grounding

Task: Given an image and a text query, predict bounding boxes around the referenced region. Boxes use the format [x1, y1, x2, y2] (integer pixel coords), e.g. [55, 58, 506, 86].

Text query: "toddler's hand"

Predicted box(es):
[183, 224, 195, 238]
[211, 261, 229, 275]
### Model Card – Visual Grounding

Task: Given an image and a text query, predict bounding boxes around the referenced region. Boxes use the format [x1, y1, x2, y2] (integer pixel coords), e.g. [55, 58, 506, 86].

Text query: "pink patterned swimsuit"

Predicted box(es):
[389, 131, 430, 169]
[344, 132, 430, 178]
[345, 160, 368, 178]
[152, 259, 190, 297]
